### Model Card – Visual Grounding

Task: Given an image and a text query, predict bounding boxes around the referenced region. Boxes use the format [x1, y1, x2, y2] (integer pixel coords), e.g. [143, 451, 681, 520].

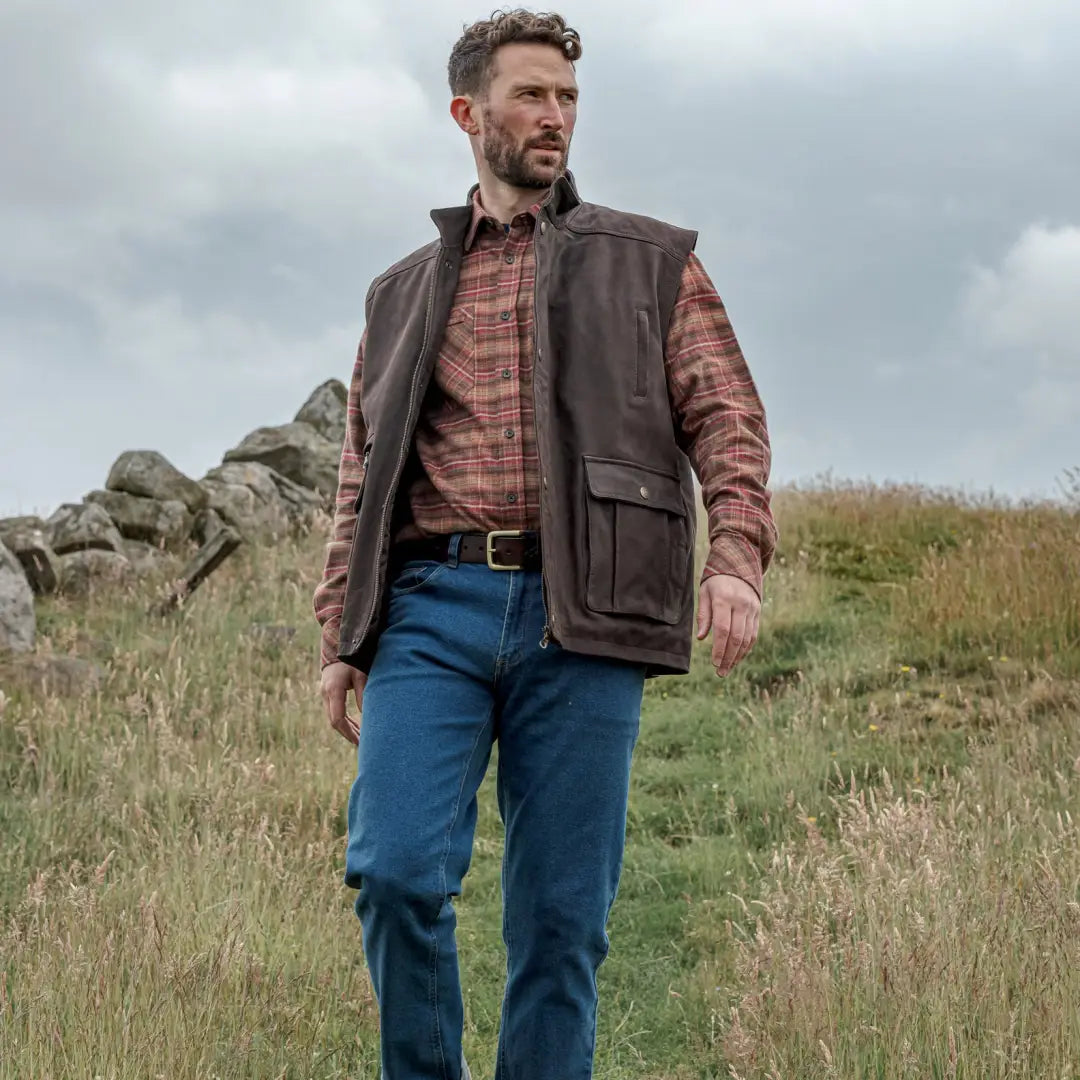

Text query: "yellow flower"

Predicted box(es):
[899, 665, 911, 673]
[999, 656, 1009, 662]
[868, 723, 879, 732]
[805, 816, 817, 824]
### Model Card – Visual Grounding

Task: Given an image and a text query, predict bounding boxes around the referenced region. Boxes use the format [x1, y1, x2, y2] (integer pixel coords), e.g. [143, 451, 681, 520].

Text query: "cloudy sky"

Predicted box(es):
[2, 0, 1078, 519]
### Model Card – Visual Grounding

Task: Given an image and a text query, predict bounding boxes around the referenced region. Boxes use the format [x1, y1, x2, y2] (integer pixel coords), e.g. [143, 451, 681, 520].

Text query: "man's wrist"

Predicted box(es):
[701, 532, 763, 600]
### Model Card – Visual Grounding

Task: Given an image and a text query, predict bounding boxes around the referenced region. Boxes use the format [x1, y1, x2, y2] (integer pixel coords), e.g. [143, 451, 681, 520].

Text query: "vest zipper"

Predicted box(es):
[534, 212, 555, 650]
[358, 253, 440, 643]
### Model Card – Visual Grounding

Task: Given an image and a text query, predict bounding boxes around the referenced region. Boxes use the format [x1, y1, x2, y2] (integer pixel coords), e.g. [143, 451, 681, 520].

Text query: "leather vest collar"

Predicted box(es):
[429, 169, 582, 250]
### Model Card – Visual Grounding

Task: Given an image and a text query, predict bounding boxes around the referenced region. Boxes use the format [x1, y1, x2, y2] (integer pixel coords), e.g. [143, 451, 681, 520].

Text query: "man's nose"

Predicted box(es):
[538, 94, 566, 130]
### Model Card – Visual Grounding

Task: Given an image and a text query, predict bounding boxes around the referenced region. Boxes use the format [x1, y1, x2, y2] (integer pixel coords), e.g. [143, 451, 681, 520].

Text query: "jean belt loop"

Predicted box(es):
[447, 533, 462, 569]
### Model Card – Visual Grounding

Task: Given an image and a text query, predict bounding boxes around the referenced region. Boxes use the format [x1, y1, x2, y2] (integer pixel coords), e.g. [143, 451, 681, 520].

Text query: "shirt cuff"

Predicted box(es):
[319, 618, 342, 669]
[701, 531, 763, 600]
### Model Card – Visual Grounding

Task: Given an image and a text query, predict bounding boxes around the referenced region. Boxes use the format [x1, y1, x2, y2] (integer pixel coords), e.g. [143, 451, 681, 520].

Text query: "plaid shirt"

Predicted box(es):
[314, 191, 777, 667]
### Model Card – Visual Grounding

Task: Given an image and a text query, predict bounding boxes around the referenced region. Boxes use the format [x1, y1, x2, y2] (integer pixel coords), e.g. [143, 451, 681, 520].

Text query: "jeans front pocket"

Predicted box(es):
[390, 559, 448, 596]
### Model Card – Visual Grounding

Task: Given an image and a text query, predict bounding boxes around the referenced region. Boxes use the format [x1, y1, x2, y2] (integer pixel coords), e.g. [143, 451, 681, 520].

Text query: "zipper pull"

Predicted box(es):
[539, 624, 551, 649]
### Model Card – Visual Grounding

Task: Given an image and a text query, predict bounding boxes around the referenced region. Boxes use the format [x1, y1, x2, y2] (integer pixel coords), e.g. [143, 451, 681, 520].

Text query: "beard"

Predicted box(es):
[480, 110, 570, 189]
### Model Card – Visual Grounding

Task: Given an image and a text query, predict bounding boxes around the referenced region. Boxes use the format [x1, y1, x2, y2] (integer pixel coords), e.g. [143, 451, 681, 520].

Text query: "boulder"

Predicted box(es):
[267, 469, 326, 521]
[46, 502, 124, 556]
[222, 421, 339, 502]
[191, 506, 228, 546]
[106, 450, 208, 514]
[0, 524, 59, 596]
[198, 473, 290, 541]
[206, 461, 323, 523]
[9, 655, 105, 697]
[120, 539, 172, 577]
[295, 379, 348, 445]
[85, 489, 192, 549]
[0, 541, 35, 653]
[57, 549, 132, 596]
[0, 515, 46, 546]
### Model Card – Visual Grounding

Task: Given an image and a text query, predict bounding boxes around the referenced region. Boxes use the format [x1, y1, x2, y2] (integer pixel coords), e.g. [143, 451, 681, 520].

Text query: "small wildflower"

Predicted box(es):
[868, 723, 879, 732]
[899, 665, 911, 673]
[805, 816, 817, 824]
[999, 656, 1008, 662]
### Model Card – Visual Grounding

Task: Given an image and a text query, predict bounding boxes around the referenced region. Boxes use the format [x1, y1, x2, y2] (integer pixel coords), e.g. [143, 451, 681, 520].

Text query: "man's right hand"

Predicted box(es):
[321, 661, 368, 745]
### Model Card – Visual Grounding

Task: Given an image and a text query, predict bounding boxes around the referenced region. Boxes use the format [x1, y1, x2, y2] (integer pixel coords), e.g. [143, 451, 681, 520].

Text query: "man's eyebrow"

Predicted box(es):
[510, 81, 579, 95]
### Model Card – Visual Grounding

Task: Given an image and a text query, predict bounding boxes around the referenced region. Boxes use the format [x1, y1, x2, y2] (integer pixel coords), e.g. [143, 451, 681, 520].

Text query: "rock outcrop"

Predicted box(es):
[46, 503, 125, 556]
[0, 541, 36, 653]
[0, 522, 59, 596]
[295, 379, 348, 445]
[85, 489, 192, 549]
[222, 422, 339, 505]
[106, 450, 208, 514]
[57, 550, 132, 596]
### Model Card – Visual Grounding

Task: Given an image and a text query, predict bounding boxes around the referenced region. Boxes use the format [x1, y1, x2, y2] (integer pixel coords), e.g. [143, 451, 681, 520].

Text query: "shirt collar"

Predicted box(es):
[462, 187, 545, 253]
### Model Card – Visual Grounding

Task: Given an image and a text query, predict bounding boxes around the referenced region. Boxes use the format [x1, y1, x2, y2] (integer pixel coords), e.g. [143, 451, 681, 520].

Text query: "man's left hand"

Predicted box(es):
[696, 574, 761, 677]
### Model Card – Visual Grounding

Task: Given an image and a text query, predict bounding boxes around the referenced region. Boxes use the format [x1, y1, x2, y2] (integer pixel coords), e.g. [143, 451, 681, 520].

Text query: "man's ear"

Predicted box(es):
[450, 95, 480, 136]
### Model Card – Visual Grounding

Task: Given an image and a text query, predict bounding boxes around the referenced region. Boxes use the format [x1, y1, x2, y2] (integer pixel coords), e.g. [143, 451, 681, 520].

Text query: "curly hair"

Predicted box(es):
[448, 9, 582, 99]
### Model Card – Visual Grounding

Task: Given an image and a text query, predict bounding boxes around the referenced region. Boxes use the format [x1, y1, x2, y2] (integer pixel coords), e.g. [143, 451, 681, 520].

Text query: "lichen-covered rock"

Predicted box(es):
[191, 506, 227, 546]
[0, 524, 59, 596]
[0, 540, 35, 653]
[86, 489, 192, 549]
[106, 450, 208, 514]
[206, 461, 323, 523]
[57, 549, 132, 596]
[295, 379, 348, 445]
[120, 539, 174, 577]
[222, 421, 339, 502]
[0, 515, 46, 547]
[46, 503, 124, 556]
[9, 655, 105, 697]
[198, 474, 290, 541]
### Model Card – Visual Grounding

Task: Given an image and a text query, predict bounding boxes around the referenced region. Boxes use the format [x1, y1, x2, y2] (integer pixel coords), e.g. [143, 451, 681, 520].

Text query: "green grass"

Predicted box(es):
[1, 479, 1078, 1078]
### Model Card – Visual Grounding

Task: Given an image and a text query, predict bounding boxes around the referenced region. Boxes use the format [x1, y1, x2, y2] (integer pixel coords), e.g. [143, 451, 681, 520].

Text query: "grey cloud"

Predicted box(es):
[2, 0, 1079, 518]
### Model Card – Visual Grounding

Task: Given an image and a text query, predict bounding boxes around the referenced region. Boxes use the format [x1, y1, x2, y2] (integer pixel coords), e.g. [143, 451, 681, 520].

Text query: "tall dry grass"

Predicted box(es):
[719, 699, 1080, 1078]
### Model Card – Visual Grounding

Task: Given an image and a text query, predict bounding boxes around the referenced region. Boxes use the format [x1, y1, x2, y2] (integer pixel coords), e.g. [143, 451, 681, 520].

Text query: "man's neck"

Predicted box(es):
[476, 175, 551, 224]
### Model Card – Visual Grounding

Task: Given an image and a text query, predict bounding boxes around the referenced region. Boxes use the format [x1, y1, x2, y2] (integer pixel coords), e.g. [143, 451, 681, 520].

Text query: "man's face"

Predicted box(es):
[478, 43, 578, 189]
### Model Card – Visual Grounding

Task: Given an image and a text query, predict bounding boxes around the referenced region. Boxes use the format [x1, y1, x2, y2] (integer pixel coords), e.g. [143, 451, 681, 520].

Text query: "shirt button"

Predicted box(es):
[501, 369, 512, 379]
[504, 428, 515, 438]
[539, 220, 547, 235]
[500, 311, 511, 321]
[506, 493, 518, 503]
[505, 254, 515, 264]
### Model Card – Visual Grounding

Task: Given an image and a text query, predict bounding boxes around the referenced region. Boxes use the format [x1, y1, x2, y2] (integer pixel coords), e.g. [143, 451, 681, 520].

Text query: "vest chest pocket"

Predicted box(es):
[582, 456, 690, 625]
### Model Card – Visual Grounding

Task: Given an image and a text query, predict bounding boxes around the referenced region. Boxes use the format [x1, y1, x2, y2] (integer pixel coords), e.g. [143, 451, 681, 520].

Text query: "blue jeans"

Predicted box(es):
[344, 536, 646, 1079]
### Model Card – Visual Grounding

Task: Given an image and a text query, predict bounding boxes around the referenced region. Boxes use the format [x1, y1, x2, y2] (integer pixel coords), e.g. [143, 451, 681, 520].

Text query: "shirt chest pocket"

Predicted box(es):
[433, 306, 477, 408]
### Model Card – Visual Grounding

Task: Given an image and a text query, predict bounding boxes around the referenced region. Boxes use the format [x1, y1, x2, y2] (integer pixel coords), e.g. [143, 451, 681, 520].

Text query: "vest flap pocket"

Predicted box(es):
[584, 457, 686, 516]
[582, 456, 690, 625]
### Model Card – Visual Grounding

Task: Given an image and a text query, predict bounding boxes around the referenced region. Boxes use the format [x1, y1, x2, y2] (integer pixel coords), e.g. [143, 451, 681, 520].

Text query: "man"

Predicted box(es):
[313, 10, 777, 1079]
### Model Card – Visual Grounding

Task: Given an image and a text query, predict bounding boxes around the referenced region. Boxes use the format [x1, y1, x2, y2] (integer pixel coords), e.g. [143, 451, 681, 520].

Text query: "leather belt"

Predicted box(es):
[391, 530, 542, 571]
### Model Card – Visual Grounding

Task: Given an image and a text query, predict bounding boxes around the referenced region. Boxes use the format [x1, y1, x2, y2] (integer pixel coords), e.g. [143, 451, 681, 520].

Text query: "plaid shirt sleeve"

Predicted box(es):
[665, 252, 778, 598]
[312, 330, 368, 668]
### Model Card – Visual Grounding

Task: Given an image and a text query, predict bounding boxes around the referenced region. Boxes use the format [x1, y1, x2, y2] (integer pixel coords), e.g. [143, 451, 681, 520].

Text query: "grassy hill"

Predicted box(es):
[2, 480, 1078, 1078]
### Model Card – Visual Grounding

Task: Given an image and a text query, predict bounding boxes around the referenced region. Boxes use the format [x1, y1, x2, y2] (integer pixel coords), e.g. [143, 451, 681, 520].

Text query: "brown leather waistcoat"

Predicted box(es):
[338, 171, 699, 676]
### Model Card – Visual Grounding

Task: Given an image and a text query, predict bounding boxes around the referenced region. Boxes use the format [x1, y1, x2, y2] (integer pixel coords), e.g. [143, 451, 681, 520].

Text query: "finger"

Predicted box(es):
[711, 603, 733, 673]
[732, 610, 758, 669]
[696, 585, 712, 640]
[338, 711, 361, 745]
[718, 608, 748, 674]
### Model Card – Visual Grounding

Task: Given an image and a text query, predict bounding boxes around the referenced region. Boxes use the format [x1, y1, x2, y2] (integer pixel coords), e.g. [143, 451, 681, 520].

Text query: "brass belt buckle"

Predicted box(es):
[486, 529, 524, 570]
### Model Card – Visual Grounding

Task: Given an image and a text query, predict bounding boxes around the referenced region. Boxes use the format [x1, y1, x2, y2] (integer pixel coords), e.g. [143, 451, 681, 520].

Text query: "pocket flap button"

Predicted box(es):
[640, 485, 650, 499]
